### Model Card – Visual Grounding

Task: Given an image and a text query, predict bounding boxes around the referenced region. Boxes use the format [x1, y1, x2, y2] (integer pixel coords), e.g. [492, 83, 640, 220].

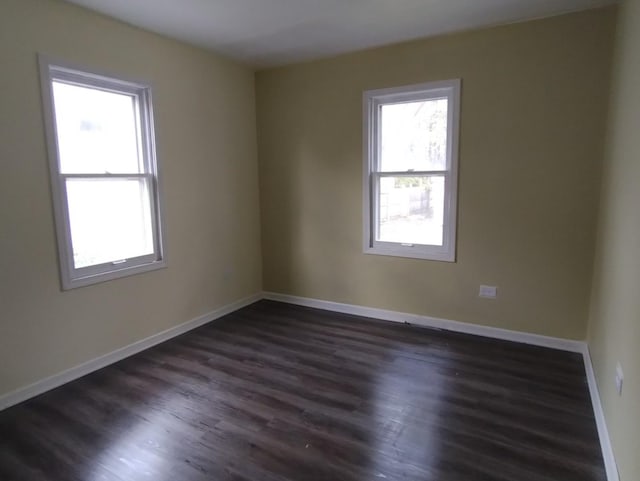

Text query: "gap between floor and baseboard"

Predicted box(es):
[262, 291, 620, 481]
[0, 290, 619, 481]
[0, 292, 262, 412]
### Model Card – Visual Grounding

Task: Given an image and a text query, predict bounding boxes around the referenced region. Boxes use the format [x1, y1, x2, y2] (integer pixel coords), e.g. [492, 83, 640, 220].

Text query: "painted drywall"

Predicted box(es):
[256, 8, 616, 340]
[0, 0, 262, 397]
[588, 0, 640, 479]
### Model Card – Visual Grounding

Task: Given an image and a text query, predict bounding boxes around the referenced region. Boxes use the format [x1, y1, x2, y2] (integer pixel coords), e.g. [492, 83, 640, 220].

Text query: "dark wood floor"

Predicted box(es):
[0, 300, 605, 481]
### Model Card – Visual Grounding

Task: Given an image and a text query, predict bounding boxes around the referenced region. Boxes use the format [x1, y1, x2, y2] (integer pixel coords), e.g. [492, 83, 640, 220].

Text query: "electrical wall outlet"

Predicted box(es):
[479, 285, 498, 299]
[615, 362, 624, 396]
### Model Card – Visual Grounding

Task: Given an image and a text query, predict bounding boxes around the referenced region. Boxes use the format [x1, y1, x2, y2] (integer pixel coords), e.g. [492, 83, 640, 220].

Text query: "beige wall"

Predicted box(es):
[588, 0, 640, 479]
[0, 0, 634, 475]
[256, 8, 616, 340]
[0, 0, 262, 397]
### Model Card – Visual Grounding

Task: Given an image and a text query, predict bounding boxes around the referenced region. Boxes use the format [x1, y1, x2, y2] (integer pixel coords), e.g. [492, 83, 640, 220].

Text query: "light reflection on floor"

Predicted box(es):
[89, 390, 185, 481]
[367, 343, 447, 479]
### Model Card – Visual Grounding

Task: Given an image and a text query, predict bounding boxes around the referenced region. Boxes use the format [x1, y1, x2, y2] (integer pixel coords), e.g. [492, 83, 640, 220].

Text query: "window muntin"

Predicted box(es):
[40, 57, 166, 289]
[364, 80, 460, 261]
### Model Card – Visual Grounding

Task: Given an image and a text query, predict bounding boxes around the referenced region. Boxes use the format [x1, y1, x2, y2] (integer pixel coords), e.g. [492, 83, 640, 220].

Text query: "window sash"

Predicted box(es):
[52, 80, 148, 175]
[51, 72, 156, 176]
[371, 89, 455, 175]
[371, 172, 449, 248]
[57, 173, 162, 277]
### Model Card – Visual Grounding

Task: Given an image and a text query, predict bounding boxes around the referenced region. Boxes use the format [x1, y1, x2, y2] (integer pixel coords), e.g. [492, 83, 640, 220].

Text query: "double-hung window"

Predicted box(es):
[39, 57, 166, 289]
[363, 79, 461, 261]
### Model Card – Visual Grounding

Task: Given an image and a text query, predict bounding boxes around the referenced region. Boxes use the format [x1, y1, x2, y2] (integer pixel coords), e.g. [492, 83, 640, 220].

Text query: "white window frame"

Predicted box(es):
[38, 55, 167, 290]
[363, 79, 461, 262]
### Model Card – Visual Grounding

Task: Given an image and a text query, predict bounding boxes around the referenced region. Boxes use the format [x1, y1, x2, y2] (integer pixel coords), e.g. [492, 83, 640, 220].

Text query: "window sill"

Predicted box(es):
[62, 259, 167, 290]
[363, 245, 456, 262]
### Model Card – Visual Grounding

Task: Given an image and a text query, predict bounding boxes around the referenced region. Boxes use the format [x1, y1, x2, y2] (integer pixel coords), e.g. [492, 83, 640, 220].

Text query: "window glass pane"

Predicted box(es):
[66, 178, 154, 268]
[377, 175, 445, 246]
[52, 81, 142, 174]
[380, 98, 448, 172]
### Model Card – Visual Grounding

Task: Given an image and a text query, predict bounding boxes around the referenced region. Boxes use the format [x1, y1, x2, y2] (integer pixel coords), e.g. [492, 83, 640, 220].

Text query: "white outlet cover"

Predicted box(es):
[615, 362, 624, 396]
[479, 285, 498, 298]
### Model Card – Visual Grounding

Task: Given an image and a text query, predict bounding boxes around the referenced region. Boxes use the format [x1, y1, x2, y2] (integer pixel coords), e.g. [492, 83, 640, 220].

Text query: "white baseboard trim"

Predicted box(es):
[0, 293, 262, 412]
[582, 347, 620, 481]
[263, 291, 585, 352]
[263, 291, 619, 481]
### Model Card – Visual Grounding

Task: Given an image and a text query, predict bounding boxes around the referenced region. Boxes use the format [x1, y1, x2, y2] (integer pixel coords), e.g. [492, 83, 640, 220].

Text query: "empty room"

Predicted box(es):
[0, 0, 638, 480]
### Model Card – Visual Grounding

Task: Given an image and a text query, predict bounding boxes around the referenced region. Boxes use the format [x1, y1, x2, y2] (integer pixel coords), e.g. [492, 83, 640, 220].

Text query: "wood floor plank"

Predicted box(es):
[0, 300, 605, 481]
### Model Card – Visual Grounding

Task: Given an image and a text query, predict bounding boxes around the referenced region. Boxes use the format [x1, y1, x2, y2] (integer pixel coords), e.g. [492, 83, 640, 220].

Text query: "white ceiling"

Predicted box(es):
[65, 0, 616, 68]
